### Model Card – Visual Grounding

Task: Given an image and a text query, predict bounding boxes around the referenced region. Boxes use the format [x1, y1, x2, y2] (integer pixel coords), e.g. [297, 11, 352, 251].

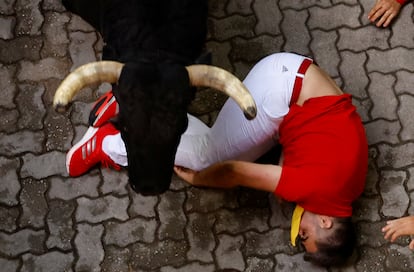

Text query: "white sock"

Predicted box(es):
[102, 133, 128, 166]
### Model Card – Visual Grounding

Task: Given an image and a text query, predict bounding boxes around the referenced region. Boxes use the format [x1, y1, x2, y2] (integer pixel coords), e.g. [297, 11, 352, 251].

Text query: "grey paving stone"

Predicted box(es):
[353, 196, 381, 222]
[397, 94, 414, 141]
[0, 37, 42, 64]
[227, 0, 254, 15]
[380, 170, 409, 217]
[0, 108, 19, 133]
[215, 234, 245, 271]
[407, 168, 414, 191]
[209, 15, 256, 42]
[18, 57, 70, 81]
[277, 253, 329, 271]
[339, 51, 369, 99]
[76, 195, 129, 223]
[185, 187, 238, 213]
[0, 130, 44, 155]
[269, 196, 294, 229]
[0, 157, 21, 205]
[48, 174, 100, 200]
[245, 257, 274, 272]
[385, 244, 414, 271]
[0, 0, 16, 15]
[0, 64, 16, 109]
[68, 13, 96, 32]
[46, 199, 75, 251]
[42, 0, 66, 12]
[208, 0, 227, 18]
[0, 205, 19, 232]
[0, 258, 19, 272]
[20, 151, 67, 179]
[16, 83, 46, 130]
[338, 27, 390, 52]
[390, 5, 414, 48]
[377, 143, 414, 168]
[0, 16, 15, 40]
[68, 31, 98, 70]
[101, 168, 129, 195]
[15, 0, 43, 36]
[186, 213, 216, 262]
[368, 72, 398, 120]
[129, 240, 188, 270]
[409, 191, 414, 215]
[21, 251, 74, 272]
[356, 247, 387, 272]
[395, 70, 414, 95]
[310, 30, 340, 78]
[42, 12, 70, 57]
[308, 4, 361, 30]
[104, 217, 157, 247]
[205, 41, 233, 70]
[158, 191, 186, 240]
[0, 229, 46, 257]
[101, 246, 131, 272]
[231, 35, 284, 64]
[245, 228, 291, 255]
[70, 101, 93, 126]
[215, 208, 269, 233]
[357, 221, 387, 247]
[364, 158, 379, 196]
[352, 98, 372, 123]
[366, 48, 414, 73]
[253, 0, 282, 35]
[44, 110, 74, 152]
[281, 9, 311, 55]
[128, 193, 158, 218]
[280, 0, 332, 9]
[364, 119, 400, 145]
[75, 223, 104, 272]
[19, 178, 48, 229]
[160, 263, 215, 272]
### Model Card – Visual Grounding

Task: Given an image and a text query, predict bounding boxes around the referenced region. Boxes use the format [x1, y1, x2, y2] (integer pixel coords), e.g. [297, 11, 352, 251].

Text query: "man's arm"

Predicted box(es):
[174, 160, 282, 193]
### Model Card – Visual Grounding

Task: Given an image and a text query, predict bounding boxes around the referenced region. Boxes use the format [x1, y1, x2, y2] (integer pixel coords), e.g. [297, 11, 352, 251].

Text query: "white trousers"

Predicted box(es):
[103, 52, 310, 170]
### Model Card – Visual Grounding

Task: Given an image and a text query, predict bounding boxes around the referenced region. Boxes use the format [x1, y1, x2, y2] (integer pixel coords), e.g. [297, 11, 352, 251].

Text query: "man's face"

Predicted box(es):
[298, 213, 318, 253]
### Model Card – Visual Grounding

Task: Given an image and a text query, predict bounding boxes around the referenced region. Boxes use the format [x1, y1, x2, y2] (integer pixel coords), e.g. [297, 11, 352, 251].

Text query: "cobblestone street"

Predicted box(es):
[1, 0, 414, 271]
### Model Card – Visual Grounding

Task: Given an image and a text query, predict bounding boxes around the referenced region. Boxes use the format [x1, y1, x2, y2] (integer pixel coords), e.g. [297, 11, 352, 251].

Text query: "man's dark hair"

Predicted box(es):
[303, 217, 356, 267]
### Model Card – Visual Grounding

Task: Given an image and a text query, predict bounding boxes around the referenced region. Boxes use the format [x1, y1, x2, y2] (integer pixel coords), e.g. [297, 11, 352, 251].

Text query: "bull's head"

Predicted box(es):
[54, 61, 257, 195]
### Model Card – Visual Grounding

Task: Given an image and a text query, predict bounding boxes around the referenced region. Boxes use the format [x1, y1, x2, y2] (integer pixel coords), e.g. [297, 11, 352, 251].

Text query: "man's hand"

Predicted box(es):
[382, 216, 414, 250]
[368, 0, 403, 27]
[174, 166, 198, 185]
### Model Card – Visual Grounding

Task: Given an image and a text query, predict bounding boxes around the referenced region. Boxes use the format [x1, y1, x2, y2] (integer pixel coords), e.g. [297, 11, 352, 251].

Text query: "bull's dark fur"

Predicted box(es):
[63, 0, 208, 195]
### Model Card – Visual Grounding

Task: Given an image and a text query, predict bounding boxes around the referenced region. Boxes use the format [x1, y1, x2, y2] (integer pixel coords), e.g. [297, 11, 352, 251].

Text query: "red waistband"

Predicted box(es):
[396, 0, 407, 5]
[289, 58, 313, 106]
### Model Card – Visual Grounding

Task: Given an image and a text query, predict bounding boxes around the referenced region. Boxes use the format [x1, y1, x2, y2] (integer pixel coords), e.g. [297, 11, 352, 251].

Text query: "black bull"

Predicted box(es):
[55, 0, 256, 195]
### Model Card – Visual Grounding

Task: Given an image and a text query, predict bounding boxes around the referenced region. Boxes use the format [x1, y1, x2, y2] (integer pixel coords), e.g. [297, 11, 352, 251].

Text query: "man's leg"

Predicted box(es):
[178, 52, 310, 169]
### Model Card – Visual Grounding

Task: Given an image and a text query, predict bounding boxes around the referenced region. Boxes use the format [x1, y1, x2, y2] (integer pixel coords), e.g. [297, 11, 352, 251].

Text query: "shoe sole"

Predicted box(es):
[66, 126, 99, 175]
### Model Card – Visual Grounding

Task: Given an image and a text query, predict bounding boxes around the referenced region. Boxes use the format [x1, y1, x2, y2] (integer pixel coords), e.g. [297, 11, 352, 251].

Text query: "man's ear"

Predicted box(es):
[318, 215, 333, 229]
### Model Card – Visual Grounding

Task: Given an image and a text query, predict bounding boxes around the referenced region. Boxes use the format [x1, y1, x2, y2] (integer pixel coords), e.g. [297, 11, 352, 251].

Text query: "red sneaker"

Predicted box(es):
[66, 122, 121, 177]
[89, 90, 119, 127]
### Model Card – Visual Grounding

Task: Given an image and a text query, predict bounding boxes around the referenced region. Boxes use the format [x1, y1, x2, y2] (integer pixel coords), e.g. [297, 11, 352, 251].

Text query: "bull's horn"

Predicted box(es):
[53, 61, 124, 112]
[186, 65, 257, 120]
